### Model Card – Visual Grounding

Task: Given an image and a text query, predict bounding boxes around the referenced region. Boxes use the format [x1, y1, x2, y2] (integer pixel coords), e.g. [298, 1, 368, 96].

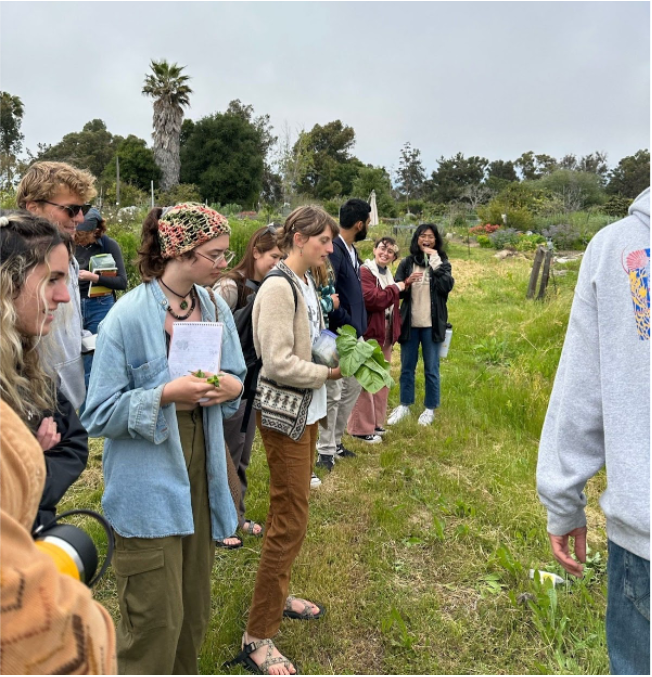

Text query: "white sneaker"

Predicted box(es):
[387, 405, 410, 425]
[310, 473, 322, 489]
[418, 408, 435, 426]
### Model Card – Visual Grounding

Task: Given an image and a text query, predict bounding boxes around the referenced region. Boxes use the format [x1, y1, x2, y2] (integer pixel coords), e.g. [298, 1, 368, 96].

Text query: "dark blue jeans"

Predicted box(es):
[399, 327, 441, 410]
[606, 540, 650, 675]
[81, 295, 115, 389]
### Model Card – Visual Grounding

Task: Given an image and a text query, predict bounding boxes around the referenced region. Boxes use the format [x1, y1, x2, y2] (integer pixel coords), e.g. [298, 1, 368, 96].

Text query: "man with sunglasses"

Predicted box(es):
[17, 161, 97, 409]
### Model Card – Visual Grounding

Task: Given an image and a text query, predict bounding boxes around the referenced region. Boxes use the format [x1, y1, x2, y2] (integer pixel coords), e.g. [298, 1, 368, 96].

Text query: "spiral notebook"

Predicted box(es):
[168, 322, 224, 380]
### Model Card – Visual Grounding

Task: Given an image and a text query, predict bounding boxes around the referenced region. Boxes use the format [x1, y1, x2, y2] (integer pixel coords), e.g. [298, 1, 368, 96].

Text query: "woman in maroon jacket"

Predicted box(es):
[347, 237, 406, 442]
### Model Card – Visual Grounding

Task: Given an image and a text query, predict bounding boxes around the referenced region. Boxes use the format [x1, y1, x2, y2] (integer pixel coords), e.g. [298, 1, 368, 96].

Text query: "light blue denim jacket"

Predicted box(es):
[81, 280, 246, 540]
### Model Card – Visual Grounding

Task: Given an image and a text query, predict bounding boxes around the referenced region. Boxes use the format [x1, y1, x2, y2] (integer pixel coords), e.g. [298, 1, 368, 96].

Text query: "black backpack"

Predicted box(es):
[237, 269, 298, 432]
[233, 279, 263, 369]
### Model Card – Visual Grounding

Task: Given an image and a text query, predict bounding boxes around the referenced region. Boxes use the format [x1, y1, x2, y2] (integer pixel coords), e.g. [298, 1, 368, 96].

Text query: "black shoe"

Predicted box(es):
[374, 426, 387, 436]
[335, 444, 357, 460]
[350, 434, 381, 444]
[316, 454, 334, 472]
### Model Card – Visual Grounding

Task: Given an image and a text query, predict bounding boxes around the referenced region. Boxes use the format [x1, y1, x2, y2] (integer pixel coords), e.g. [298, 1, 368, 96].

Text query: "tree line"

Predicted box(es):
[1, 60, 649, 217]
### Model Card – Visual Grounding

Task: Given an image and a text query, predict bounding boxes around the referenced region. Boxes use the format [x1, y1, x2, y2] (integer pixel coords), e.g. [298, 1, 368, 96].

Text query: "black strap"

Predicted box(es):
[240, 269, 298, 433]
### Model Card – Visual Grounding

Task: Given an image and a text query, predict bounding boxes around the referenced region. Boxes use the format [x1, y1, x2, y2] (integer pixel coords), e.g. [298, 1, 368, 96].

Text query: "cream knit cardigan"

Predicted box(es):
[252, 264, 330, 392]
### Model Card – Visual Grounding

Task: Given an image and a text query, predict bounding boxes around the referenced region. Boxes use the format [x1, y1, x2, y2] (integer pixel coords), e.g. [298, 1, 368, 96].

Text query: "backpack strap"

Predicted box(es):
[264, 269, 298, 310]
[240, 268, 298, 433]
[235, 276, 260, 310]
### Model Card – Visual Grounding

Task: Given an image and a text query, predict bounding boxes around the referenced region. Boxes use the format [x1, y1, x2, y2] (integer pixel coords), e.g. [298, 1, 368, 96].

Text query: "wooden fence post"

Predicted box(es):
[527, 246, 546, 299]
[537, 248, 553, 300]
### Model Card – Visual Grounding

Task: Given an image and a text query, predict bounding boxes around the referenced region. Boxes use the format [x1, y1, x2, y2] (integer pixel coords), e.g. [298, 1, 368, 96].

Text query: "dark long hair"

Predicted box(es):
[217, 225, 279, 305]
[409, 223, 446, 266]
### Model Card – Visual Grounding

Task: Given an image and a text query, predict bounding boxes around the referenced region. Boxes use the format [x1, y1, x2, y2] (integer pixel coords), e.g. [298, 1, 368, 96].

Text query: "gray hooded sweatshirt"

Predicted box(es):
[537, 188, 650, 560]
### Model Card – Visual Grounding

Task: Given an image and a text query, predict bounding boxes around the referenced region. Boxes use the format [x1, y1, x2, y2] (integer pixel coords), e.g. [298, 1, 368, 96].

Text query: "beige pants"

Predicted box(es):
[316, 374, 363, 456]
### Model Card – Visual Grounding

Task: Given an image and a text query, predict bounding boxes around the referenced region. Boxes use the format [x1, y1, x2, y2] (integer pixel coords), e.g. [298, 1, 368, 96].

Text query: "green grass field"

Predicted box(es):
[61, 243, 609, 675]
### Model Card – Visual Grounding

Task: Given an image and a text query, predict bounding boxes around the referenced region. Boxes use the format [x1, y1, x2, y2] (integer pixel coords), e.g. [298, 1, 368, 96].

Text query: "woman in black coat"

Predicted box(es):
[389, 223, 454, 426]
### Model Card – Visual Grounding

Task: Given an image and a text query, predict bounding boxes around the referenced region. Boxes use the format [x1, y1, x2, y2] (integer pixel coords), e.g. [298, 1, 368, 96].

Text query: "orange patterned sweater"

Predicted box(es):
[0, 400, 116, 674]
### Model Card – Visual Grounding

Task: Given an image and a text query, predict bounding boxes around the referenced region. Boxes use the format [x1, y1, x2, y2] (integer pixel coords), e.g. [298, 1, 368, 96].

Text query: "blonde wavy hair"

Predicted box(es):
[0, 210, 69, 426]
[16, 160, 97, 209]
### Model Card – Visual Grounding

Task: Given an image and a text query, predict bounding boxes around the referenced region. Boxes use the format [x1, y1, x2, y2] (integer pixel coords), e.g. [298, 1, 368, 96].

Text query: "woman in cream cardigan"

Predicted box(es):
[227, 206, 343, 676]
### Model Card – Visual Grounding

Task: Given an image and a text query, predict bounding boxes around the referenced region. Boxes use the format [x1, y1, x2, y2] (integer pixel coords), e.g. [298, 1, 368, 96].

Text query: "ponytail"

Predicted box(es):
[137, 208, 166, 282]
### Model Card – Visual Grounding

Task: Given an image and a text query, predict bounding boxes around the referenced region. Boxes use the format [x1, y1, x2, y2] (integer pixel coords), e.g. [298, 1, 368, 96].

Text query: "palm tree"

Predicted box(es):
[142, 60, 192, 192]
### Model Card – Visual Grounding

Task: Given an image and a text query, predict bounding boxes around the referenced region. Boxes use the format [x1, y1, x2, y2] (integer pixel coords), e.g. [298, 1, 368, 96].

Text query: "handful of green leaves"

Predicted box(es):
[191, 369, 220, 387]
[335, 325, 394, 394]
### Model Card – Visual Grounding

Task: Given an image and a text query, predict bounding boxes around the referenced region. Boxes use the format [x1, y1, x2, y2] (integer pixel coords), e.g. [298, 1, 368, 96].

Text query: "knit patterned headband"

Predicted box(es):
[158, 203, 230, 259]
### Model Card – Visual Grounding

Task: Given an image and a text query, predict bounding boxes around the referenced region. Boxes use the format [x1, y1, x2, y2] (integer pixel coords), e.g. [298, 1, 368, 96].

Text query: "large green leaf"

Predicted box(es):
[340, 348, 367, 376]
[335, 324, 394, 391]
[337, 325, 357, 338]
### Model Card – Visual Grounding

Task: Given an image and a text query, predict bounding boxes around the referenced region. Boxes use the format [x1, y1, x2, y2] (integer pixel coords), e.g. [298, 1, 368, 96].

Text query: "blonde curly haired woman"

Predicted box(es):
[0, 209, 89, 529]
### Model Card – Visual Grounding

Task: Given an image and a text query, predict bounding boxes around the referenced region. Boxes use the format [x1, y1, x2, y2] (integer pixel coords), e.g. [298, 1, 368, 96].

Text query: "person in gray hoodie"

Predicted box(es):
[537, 187, 650, 675]
[17, 161, 97, 410]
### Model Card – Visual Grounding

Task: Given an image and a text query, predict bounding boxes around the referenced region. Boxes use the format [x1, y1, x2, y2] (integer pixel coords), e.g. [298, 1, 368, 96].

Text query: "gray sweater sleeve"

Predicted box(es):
[96, 237, 128, 291]
[536, 244, 605, 536]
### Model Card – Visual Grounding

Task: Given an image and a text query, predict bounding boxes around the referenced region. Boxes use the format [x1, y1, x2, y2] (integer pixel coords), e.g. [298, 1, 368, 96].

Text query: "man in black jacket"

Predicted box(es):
[316, 199, 371, 471]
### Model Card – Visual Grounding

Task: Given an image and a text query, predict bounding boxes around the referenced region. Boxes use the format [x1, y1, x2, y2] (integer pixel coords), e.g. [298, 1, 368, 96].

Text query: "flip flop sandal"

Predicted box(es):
[223, 637, 299, 675]
[216, 535, 243, 550]
[241, 519, 264, 538]
[282, 595, 326, 621]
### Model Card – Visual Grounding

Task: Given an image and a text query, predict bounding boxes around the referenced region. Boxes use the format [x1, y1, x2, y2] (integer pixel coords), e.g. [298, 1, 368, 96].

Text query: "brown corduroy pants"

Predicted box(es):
[246, 413, 317, 638]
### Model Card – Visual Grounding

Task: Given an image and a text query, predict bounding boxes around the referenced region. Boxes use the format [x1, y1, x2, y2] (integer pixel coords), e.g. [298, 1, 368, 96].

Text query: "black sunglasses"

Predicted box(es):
[37, 200, 92, 218]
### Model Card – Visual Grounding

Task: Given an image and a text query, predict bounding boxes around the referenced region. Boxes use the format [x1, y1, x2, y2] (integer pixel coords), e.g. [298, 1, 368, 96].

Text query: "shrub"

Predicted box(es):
[111, 229, 141, 292]
[502, 207, 535, 231]
[228, 219, 267, 261]
[515, 233, 547, 252]
[421, 202, 447, 221]
[1, 189, 16, 209]
[602, 194, 632, 218]
[322, 199, 340, 217]
[489, 228, 519, 250]
[541, 224, 582, 250]
[397, 199, 426, 216]
[104, 181, 149, 208]
[469, 223, 501, 235]
[452, 214, 468, 229]
[476, 235, 493, 248]
[221, 203, 243, 216]
[156, 183, 202, 206]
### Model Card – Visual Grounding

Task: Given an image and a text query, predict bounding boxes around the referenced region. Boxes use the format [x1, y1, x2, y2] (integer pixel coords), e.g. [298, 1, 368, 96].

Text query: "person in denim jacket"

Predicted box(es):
[82, 203, 246, 675]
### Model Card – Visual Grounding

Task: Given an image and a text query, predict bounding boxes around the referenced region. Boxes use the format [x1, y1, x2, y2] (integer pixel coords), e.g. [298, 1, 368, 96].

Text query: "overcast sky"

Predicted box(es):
[1, 1, 649, 175]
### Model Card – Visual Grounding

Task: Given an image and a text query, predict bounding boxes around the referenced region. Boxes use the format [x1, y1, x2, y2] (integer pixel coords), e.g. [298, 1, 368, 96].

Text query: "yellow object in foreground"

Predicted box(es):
[35, 540, 81, 581]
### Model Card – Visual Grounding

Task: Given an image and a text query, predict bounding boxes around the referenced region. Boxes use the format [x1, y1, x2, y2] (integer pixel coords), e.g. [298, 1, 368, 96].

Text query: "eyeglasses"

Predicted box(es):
[195, 249, 236, 267]
[37, 200, 92, 218]
[377, 244, 398, 255]
[265, 224, 279, 235]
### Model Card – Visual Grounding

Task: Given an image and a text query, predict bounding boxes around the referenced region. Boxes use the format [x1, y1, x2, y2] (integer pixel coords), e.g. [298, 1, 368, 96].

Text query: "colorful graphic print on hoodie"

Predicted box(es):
[624, 247, 650, 340]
